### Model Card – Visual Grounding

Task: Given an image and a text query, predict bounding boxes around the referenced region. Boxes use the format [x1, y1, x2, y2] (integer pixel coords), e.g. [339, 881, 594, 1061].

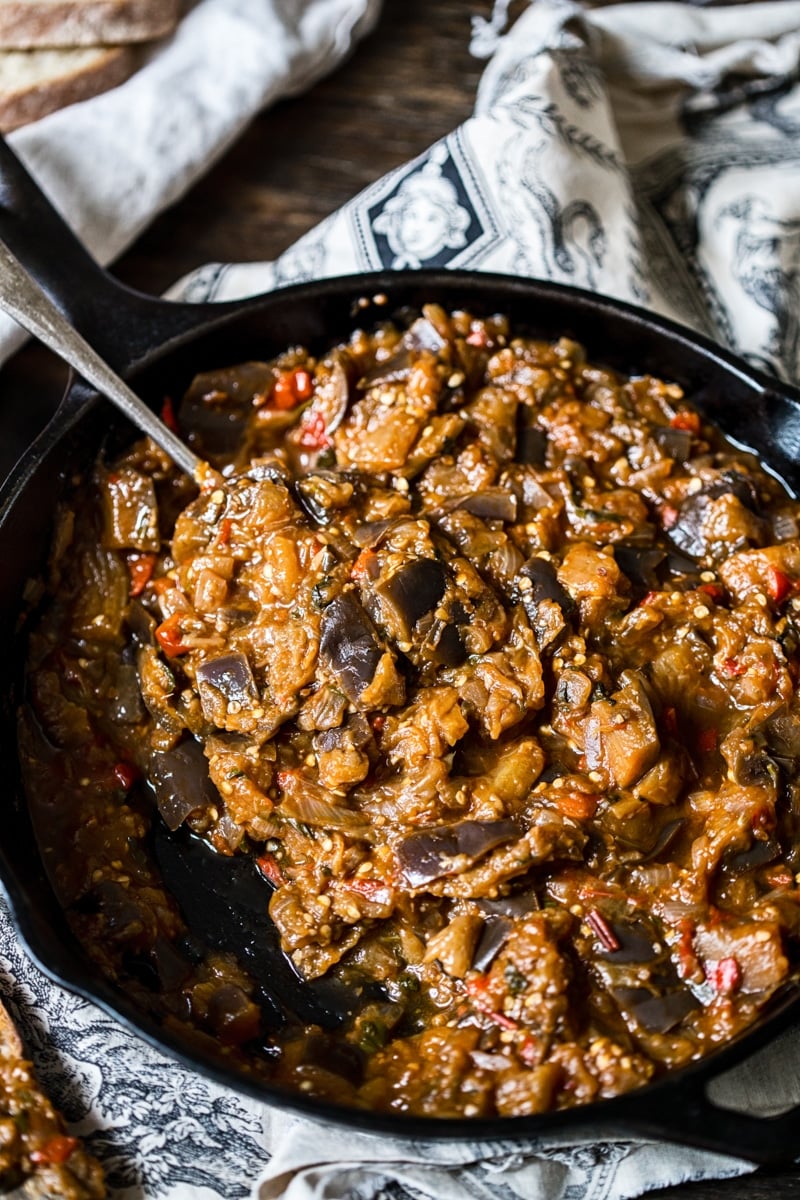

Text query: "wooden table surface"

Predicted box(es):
[2, 2, 800, 1196]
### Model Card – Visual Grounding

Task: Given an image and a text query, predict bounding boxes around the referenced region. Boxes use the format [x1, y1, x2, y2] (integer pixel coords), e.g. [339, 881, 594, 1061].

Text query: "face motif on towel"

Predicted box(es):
[373, 148, 471, 268]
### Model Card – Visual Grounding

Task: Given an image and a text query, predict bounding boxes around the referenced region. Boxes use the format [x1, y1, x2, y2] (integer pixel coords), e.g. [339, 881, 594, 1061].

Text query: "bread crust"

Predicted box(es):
[0, 43, 137, 130]
[0, 0, 180, 48]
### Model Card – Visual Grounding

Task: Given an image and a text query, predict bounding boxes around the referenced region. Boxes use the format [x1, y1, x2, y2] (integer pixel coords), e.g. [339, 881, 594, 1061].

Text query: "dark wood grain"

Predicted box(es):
[114, 0, 491, 291]
[1, 2, 798, 1195]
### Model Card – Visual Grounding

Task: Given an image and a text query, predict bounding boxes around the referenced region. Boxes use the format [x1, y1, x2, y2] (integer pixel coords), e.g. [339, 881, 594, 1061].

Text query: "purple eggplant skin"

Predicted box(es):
[149, 738, 222, 831]
[477, 893, 540, 920]
[396, 818, 521, 887]
[471, 915, 512, 972]
[591, 914, 700, 1034]
[319, 592, 387, 702]
[517, 555, 574, 613]
[614, 546, 666, 591]
[611, 985, 699, 1034]
[667, 470, 764, 560]
[516, 424, 548, 467]
[195, 652, 258, 708]
[450, 489, 518, 524]
[375, 558, 448, 636]
[470, 893, 541, 971]
[653, 425, 692, 462]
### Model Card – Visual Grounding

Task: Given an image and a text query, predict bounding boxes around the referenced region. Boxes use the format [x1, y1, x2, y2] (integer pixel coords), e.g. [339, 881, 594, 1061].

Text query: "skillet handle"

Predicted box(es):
[602, 1008, 800, 1166]
[0, 135, 218, 375]
[620, 1081, 800, 1166]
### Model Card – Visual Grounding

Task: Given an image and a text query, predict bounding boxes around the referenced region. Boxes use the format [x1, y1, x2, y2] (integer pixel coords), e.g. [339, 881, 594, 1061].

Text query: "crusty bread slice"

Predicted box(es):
[0, 42, 137, 130]
[0, 0, 180, 48]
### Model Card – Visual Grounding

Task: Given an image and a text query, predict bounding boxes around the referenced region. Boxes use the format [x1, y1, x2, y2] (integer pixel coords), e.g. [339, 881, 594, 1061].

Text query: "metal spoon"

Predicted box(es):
[0, 237, 204, 479]
[0, 236, 363, 1031]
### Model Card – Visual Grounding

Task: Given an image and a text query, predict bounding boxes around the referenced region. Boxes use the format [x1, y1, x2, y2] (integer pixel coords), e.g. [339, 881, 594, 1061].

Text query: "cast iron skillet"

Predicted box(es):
[1, 136, 800, 1164]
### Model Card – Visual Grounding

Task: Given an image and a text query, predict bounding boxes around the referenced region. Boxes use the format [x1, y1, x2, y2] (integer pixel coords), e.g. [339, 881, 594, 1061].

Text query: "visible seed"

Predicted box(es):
[693, 605, 710, 619]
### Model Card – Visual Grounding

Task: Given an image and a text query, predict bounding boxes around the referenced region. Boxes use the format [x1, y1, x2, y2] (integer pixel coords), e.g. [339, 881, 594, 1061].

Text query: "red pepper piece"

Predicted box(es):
[766, 565, 793, 605]
[351, 548, 377, 582]
[670, 410, 701, 434]
[466, 974, 491, 997]
[465, 327, 489, 347]
[708, 956, 741, 995]
[344, 875, 394, 907]
[660, 504, 679, 530]
[554, 791, 599, 821]
[639, 590, 661, 607]
[676, 918, 700, 981]
[662, 705, 679, 737]
[697, 582, 725, 603]
[298, 410, 332, 450]
[161, 396, 179, 433]
[487, 1010, 519, 1031]
[31, 1135, 78, 1165]
[155, 612, 189, 657]
[292, 368, 314, 401]
[586, 909, 620, 952]
[273, 367, 315, 410]
[256, 854, 285, 887]
[126, 551, 156, 598]
[113, 761, 139, 791]
[721, 657, 746, 678]
[466, 976, 520, 1030]
[519, 1036, 539, 1066]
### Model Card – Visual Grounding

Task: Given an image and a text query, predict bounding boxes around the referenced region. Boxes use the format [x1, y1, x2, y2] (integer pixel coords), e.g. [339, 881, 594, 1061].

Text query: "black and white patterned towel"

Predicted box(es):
[4, 1, 800, 1196]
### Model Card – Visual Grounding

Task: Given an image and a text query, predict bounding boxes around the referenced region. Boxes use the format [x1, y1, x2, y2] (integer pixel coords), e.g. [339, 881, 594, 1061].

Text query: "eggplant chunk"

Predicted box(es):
[396, 818, 522, 887]
[584, 671, 660, 789]
[196, 652, 259, 727]
[150, 738, 221, 831]
[374, 557, 447, 642]
[319, 592, 404, 707]
[100, 466, 160, 553]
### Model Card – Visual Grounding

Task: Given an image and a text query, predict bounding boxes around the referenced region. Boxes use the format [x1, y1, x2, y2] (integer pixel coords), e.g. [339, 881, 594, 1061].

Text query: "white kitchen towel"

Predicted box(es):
[172, 0, 800, 389]
[4, 1, 800, 1198]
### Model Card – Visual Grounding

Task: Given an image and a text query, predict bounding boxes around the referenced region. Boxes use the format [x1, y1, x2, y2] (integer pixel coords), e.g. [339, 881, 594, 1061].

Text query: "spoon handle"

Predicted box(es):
[0, 237, 202, 479]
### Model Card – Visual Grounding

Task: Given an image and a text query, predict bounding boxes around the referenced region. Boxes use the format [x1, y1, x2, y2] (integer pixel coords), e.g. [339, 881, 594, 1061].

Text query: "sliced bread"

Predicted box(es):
[0, 42, 137, 130]
[0, 0, 180, 48]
